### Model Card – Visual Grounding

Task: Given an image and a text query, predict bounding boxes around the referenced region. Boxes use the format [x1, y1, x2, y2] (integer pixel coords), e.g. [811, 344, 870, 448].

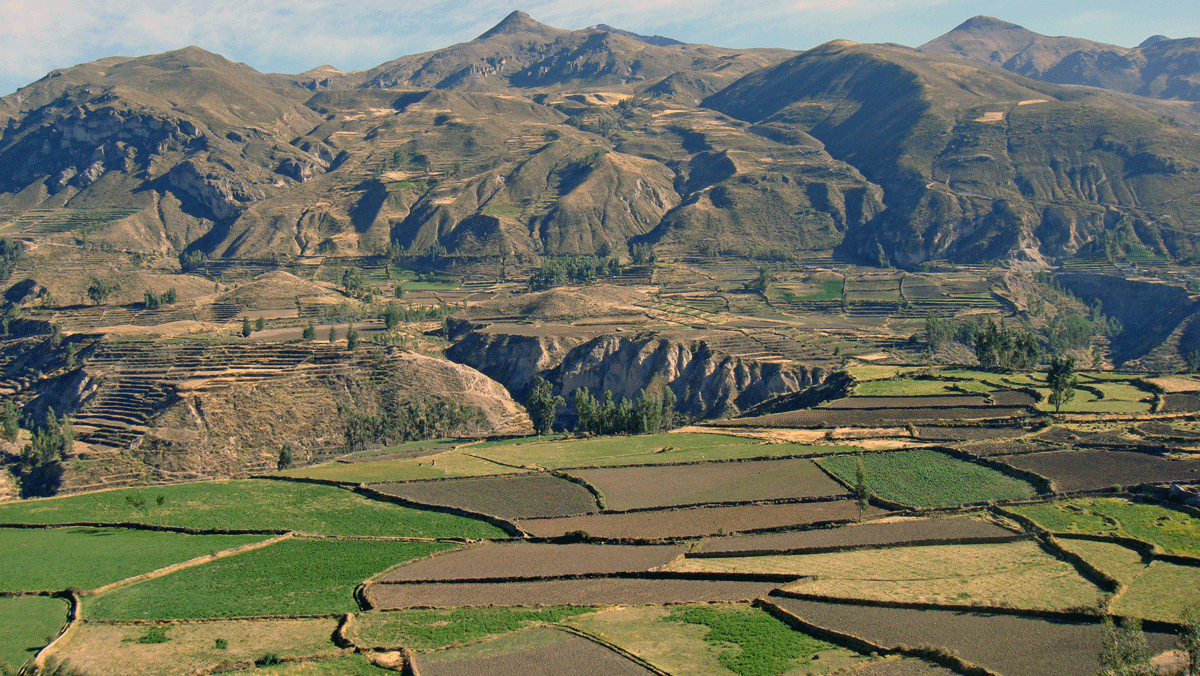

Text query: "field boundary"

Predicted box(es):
[553, 624, 675, 676]
[367, 571, 804, 586]
[353, 485, 526, 538]
[0, 521, 288, 536]
[31, 590, 79, 672]
[684, 532, 1033, 559]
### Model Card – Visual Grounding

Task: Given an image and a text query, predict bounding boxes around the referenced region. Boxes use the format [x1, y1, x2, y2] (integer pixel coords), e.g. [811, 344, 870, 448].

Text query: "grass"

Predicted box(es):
[675, 542, 1104, 611]
[845, 365, 912, 381]
[349, 607, 594, 651]
[1055, 539, 1147, 586]
[86, 539, 451, 620]
[1114, 561, 1200, 623]
[0, 596, 68, 670]
[1009, 498, 1200, 557]
[0, 480, 506, 539]
[0, 527, 266, 592]
[816, 450, 1039, 508]
[664, 604, 853, 676]
[46, 618, 341, 676]
[852, 379, 977, 397]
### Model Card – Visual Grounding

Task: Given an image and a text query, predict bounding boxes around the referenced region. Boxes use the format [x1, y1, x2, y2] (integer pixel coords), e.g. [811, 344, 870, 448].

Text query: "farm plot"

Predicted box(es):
[86, 539, 450, 620]
[44, 618, 341, 676]
[414, 627, 658, 676]
[514, 500, 889, 540]
[1162, 393, 1200, 412]
[565, 458, 846, 511]
[348, 607, 593, 651]
[0, 480, 505, 539]
[365, 578, 786, 609]
[466, 432, 781, 469]
[825, 395, 989, 408]
[378, 542, 686, 581]
[371, 474, 599, 519]
[216, 655, 394, 675]
[1009, 497, 1200, 556]
[1113, 560, 1200, 622]
[696, 515, 1019, 555]
[816, 450, 1039, 508]
[281, 450, 527, 484]
[0, 527, 266, 592]
[995, 449, 1200, 493]
[0, 595, 68, 671]
[914, 426, 1031, 441]
[769, 597, 1179, 676]
[723, 406, 1030, 429]
[674, 541, 1103, 611]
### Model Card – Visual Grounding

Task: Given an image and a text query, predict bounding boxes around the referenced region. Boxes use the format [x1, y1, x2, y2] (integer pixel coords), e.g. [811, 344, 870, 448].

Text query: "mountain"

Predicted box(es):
[2, 12, 1200, 270]
[921, 16, 1200, 101]
[705, 40, 1200, 266]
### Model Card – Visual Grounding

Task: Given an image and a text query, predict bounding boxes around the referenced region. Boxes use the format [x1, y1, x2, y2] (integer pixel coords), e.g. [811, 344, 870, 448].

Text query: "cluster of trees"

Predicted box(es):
[143, 288, 177, 309]
[380, 302, 453, 329]
[1098, 612, 1199, 675]
[524, 377, 680, 437]
[529, 255, 622, 290]
[342, 398, 486, 452]
[1044, 300, 1123, 352]
[0, 237, 22, 280]
[87, 277, 121, 304]
[924, 315, 1041, 369]
[240, 316, 266, 337]
[179, 250, 207, 273]
[574, 386, 677, 436]
[22, 408, 74, 469]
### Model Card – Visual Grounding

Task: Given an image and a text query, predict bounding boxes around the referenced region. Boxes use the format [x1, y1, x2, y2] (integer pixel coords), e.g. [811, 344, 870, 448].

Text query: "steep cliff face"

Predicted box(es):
[443, 330, 584, 400]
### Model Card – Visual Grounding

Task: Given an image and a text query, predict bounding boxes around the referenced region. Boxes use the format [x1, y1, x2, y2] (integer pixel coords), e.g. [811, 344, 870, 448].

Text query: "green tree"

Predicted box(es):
[0, 237, 23, 280]
[87, 277, 121, 305]
[526, 377, 564, 436]
[302, 323, 315, 340]
[394, 283, 404, 299]
[854, 458, 869, 520]
[346, 325, 359, 350]
[255, 317, 265, 332]
[1099, 616, 1153, 676]
[1, 399, 20, 442]
[924, 314, 954, 351]
[1047, 355, 1078, 413]
[630, 243, 655, 267]
[382, 302, 403, 330]
[164, 288, 177, 304]
[277, 444, 294, 471]
[1180, 604, 1200, 676]
[241, 316, 252, 338]
[328, 326, 337, 343]
[341, 268, 364, 297]
[144, 289, 162, 310]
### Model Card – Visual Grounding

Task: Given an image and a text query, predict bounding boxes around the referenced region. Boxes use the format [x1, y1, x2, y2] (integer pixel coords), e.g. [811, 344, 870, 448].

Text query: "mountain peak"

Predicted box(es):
[951, 16, 1028, 34]
[476, 10, 558, 40]
[591, 24, 685, 47]
[1138, 34, 1170, 48]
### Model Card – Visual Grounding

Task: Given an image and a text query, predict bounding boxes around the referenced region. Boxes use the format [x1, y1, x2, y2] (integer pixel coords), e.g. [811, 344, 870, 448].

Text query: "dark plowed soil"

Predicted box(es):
[372, 474, 600, 519]
[697, 516, 1018, 555]
[824, 395, 989, 409]
[416, 628, 657, 676]
[514, 500, 888, 540]
[380, 542, 686, 581]
[1139, 422, 1200, 439]
[566, 458, 845, 511]
[996, 449, 1200, 492]
[727, 407, 1030, 429]
[1162, 394, 1200, 413]
[771, 597, 1178, 676]
[959, 441, 1057, 457]
[915, 426, 1030, 441]
[366, 578, 784, 609]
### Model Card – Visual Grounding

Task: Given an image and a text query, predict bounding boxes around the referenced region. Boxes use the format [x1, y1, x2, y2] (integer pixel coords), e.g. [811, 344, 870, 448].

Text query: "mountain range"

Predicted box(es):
[2, 11, 1199, 269]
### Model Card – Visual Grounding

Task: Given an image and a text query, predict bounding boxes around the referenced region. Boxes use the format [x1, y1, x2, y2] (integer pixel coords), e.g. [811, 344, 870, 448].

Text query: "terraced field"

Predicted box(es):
[996, 449, 1200, 493]
[816, 450, 1040, 508]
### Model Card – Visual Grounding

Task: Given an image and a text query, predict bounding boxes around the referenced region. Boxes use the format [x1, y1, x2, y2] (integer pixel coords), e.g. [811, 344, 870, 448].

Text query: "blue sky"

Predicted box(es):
[2, 0, 1197, 96]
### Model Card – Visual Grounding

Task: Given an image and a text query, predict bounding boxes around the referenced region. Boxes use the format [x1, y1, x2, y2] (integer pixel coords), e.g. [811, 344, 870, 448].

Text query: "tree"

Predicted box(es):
[277, 444, 294, 471]
[1180, 604, 1200, 676]
[328, 326, 338, 343]
[1047, 355, 1078, 413]
[1099, 616, 1153, 676]
[630, 243, 655, 267]
[346, 325, 359, 350]
[87, 277, 121, 305]
[854, 458, 870, 520]
[924, 314, 954, 351]
[382, 302, 403, 330]
[394, 283, 405, 299]
[241, 316, 252, 338]
[255, 317, 265, 332]
[144, 289, 162, 310]
[747, 266, 772, 294]
[302, 323, 315, 340]
[526, 377, 564, 435]
[1, 399, 20, 442]
[341, 268, 364, 297]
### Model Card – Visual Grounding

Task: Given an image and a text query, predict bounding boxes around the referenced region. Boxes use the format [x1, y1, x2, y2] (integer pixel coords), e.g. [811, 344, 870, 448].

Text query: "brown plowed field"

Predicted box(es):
[990, 391, 1038, 406]
[372, 474, 599, 519]
[379, 542, 686, 581]
[566, 458, 845, 510]
[995, 449, 1200, 492]
[771, 597, 1178, 676]
[823, 395, 989, 409]
[960, 441, 1057, 457]
[415, 628, 657, 676]
[725, 407, 1030, 428]
[514, 500, 888, 540]
[697, 516, 1018, 555]
[1162, 394, 1200, 413]
[916, 426, 1029, 441]
[366, 578, 784, 609]
[1139, 422, 1200, 439]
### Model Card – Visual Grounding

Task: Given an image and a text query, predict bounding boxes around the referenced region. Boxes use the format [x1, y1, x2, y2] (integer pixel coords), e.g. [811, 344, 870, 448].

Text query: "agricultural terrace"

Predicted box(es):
[566, 458, 846, 511]
[996, 450, 1200, 493]
[0, 527, 267, 592]
[0, 480, 505, 539]
[1009, 497, 1200, 556]
[412, 627, 658, 676]
[673, 541, 1103, 610]
[0, 595, 69, 671]
[1054, 539, 1200, 622]
[281, 449, 529, 483]
[86, 539, 451, 619]
[378, 542, 687, 581]
[348, 607, 593, 651]
[371, 474, 600, 519]
[768, 597, 1180, 676]
[219, 655, 395, 675]
[815, 450, 1039, 508]
[696, 515, 1019, 555]
[44, 618, 344, 676]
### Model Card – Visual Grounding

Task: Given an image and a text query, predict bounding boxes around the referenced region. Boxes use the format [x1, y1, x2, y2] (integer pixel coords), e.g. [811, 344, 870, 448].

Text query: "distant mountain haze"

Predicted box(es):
[1, 11, 1198, 270]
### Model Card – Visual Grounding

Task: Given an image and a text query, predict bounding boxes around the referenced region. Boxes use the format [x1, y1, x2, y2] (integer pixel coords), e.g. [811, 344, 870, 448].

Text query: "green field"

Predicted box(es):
[0, 480, 505, 539]
[665, 604, 850, 676]
[86, 539, 450, 620]
[1114, 561, 1200, 623]
[0, 527, 266, 592]
[0, 596, 69, 670]
[1009, 498, 1200, 557]
[816, 450, 1039, 508]
[852, 378, 995, 397]
[349, 607, 593, 651]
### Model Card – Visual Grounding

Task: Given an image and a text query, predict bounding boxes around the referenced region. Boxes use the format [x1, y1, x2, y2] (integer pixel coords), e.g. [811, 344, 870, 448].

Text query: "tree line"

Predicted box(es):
[342, 397, 486, 452]
[525, 377, 679, 436]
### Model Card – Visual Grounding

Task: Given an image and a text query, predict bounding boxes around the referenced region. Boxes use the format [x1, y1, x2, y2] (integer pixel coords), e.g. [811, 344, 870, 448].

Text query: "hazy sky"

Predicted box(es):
[2, 0, 1198, 96]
